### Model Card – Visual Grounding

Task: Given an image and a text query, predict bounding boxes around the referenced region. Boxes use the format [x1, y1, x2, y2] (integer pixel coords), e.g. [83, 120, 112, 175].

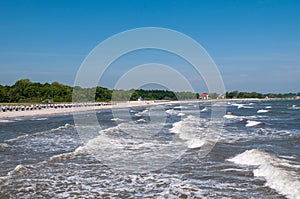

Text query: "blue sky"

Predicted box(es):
[0, 0, 300, 93]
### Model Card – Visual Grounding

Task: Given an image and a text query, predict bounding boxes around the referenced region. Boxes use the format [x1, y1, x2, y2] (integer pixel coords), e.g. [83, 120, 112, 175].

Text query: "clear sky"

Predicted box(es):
[0, 0, 300, 93]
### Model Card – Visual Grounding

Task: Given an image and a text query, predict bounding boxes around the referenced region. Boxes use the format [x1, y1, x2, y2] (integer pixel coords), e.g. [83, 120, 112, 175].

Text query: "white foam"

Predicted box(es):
[8, 164, 27, 175]
[165, 109, 177, 115]
[186, 139, 207, 149]
[36, 117, 48, 121]
[0, 119, 14, 123]
[49, 151, 75, 162]
[224, 114, 239, 119]
[200, 107, 208, 112]
[289, 105, 300, 110]
[137, 118, 146, 122]
[174, 106, 188, 110]
[228, 149, 300, 199]
[111, 118, 124, 122]
[5, 123, 73, 143]
[170, 115, 213, 149]
[279, 155, 297, 160]
[224, 114, 262, 121]
[231, 103, 253, 109]
[141, 109, 149, 114]
[14, 118, 23, 121]
[0, 143, 10, 148]
[5, 134, 29, 142]
[265, 106, 272, 109]
[238, 105, 253, 109]
[245, 120, 263, 127]
[134, 113, 142, 117]
[177, 113, 185, 116]
[31, 117, 48, 121]
[257, 109, 269, 113]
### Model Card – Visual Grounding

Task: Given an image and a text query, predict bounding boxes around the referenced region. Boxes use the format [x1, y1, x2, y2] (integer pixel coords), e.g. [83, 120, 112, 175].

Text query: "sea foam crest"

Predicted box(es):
[257, 109, 269, 113]
[228, 149, 300, 199]
[165, 109, 177, 115]
[5, 123, 73, 143]
[0, 119, 14, 123]
[231, 103, 253, 109]
[245, 120, 263, 127]
[289, 105, 300, 110]
[170, 115, 215, 149]
[8, 164, 27, 176]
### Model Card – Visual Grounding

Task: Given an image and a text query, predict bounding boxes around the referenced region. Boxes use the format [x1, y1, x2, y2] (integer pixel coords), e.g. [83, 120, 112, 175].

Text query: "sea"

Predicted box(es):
[0, 99, 299, 199]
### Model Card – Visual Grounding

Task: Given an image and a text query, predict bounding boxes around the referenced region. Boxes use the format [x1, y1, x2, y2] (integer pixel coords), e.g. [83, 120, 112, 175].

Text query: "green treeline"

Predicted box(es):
[225, 90, 300, 99]
[0, 79, 197, 103]
[0, 79, 73, 103]
[0, 79, 299, 103]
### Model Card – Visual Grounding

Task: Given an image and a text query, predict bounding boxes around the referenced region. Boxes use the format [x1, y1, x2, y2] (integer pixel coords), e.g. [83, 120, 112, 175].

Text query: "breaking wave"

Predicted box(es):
[228, 149, 300, 199]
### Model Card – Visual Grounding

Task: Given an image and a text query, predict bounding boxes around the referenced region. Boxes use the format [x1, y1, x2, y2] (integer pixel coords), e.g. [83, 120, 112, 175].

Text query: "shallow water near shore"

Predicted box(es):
[0, 100, 299, 198]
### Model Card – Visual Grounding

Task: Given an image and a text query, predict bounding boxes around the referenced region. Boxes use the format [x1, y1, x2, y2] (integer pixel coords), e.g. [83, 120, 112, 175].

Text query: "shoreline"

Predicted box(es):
[0, 98, 294, 120]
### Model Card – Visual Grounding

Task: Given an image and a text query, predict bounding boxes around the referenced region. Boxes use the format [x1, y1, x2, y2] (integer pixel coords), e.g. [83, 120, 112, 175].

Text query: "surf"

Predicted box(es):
[228, 149, 300, 199]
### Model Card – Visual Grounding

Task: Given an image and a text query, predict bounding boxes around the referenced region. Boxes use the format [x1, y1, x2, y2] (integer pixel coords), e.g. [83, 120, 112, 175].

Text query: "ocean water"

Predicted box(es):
[0, 100, 299, 198]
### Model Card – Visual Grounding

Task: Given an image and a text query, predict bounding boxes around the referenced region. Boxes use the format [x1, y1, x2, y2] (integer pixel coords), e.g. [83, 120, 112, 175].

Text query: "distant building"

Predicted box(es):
[138, 96, 144, 101]
[200, 93, 209, 100]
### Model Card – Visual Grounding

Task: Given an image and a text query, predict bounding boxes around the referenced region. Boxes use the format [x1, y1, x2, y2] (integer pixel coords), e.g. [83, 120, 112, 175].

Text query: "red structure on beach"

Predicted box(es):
[200, 93, 209, 100]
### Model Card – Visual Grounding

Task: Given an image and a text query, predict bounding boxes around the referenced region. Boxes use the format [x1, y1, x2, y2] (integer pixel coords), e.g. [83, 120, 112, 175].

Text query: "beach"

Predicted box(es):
[0, 101, 174, 119]
[0, 100, 196, 119]
[0, 98, 271, 119]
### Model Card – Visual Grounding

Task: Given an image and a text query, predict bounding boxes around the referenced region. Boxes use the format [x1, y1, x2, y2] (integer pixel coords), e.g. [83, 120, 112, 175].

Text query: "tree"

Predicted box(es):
[226, 90, 238, 99]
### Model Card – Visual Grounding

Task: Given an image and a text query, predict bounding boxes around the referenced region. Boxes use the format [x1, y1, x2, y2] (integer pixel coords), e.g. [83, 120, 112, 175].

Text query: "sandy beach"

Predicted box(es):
[0, 98, 273, 120]
[0, 101, 179, 119]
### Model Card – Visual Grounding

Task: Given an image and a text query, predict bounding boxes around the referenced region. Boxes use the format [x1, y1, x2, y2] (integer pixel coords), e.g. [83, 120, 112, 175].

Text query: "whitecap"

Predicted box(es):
[0, 143, 10, 148]
[165, 109, 176, 115]
[177, 113, 185, 117]
[231, 103, 253, 109]
[174, 106, 188, 110]
[5, 123, 73, 143]
[141, 109, 149, 113]
[224, 114, 239, 119]
[238, 105, 253, 109]
[265, 106, 272, 109]
[49, 151, 76, 162]
[0, 119, 14, 123]
[200, 107, 208, 112]
[257, 109, 269, 113]
[228, 149, 300, 199]
[173, 106, 182, 109]
[8, 164, 27, 175]
[245, 120, 263, 127]
[5, 134, 29, 142]
[170, 115, 217, 149]
[137, 118, 146, 123]
[289, 105, 300, 110]
[36, 117, 48, 121]
[111, 118, 124, 122]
